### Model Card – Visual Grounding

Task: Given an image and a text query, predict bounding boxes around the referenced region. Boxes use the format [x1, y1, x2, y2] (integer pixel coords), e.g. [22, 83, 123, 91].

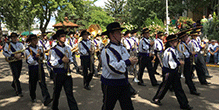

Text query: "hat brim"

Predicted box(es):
[80, 32, 91, 37]
[101, 28, 125, 35]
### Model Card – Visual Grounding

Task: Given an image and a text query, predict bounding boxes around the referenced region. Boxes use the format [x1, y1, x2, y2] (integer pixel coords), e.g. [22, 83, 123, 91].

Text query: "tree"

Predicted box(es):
[0, 0, 35, 33]
[104, 0, 127, 22]
[31, 0, 77, 33]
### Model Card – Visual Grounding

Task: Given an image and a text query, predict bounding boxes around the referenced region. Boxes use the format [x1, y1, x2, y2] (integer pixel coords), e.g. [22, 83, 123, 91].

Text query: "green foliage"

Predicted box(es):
[0, 0, 35, 32]
[203, 12, 219, 41]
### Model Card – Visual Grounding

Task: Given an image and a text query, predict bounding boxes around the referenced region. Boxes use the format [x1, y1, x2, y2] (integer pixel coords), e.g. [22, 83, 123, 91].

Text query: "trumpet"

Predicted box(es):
[5, 49, 25, 62]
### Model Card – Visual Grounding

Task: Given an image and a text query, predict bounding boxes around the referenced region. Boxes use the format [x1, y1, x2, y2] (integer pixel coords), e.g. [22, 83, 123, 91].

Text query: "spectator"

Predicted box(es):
[208, 14, 213, 22]
[206, 40, 218, 64]
[201, 15, 208, 25]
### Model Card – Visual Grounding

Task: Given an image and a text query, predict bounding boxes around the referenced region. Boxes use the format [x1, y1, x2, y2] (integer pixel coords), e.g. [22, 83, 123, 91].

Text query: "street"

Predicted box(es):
[0, 52, 219, 110]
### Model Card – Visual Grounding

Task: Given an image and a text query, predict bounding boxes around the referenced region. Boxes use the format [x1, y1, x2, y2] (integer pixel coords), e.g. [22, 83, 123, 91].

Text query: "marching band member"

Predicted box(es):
[3, 32, 24, 97]
[49, 29, 78, 110]
[177, 31, 200, 96]
[101, 22, 138, 110]
[65, 31, 81, 74]
[188, 31, 210, 85]
[79, 30, 94, 90]
[25, 34, 52, 105]
[195, 28, 212, 78]
[130, 29, 139, 82]
[123, 30, 135, 53]
[152, 35, 193, 110]
[138, 28, 159, 86]
[153, 31, 165, 75]
[93, 34, 104, 72]
[38, 33, 54, 79]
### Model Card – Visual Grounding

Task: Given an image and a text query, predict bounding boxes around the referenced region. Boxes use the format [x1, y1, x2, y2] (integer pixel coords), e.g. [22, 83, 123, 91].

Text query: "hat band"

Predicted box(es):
[112, 27, 122, 30]
[167, 37, 178, 42]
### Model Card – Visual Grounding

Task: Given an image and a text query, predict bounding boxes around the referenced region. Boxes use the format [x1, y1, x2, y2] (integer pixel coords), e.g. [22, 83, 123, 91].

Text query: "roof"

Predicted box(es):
[53, 17, 79, 28]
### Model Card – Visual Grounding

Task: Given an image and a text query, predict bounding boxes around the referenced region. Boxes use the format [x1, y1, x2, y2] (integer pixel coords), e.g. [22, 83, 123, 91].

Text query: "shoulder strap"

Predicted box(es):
[80, 41, 90, 55]
[9, 43, 16, 52]
[108, 46, 122, 61]
[52, 47, 65, 59]
[126, 39, 132, 49]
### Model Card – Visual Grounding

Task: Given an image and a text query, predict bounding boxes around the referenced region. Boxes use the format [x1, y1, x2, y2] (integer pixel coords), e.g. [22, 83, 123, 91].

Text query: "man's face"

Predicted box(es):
[31, 38, 38, 45]
[82, 32, 89, 40]
[58, 34, 66, 43]
[172, 40, 179, 47]
[11, 36, 18, 42]
[212, 42, 216, 45]
[144, 32, 150, 38]
[112, 30, 122, 41]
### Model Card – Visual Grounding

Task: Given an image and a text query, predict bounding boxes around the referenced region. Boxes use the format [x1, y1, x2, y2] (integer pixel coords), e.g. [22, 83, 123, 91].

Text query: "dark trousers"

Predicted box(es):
[101, 83, 134, 110]
[72, 52, 80, 73]
[81, 57, 94, 86]
[52, 71, 78, 110]
[28, 65, 51, 102]
[194, 53, 208, 84]
[183, 59, 197, 93]
[96, 51, 102, 71]
[45, 55, 54, 79]
[9, 60, 22, 94]
[138, 55, 158, 85]
[153, 69, 189, 108]
[154, 52, 161, 73]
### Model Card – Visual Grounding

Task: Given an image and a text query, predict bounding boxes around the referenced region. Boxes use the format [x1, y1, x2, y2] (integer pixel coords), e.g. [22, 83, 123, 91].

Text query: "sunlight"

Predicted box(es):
[132, 94, 159, 108]
[0, 96, 20, 107]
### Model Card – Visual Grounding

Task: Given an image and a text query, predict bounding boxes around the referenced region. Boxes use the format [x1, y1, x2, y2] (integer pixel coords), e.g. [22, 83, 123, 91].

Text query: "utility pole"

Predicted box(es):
[166, 0, 169, 35]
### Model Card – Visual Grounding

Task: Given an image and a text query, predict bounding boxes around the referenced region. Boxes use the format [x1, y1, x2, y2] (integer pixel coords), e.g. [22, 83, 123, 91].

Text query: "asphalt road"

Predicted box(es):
[0, 52, 219, 110]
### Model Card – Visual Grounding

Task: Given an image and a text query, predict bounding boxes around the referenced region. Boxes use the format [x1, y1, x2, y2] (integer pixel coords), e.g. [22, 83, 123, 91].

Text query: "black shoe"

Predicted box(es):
[151, 99, 162, 105]
[190, 91, 200, 96]
[31, 99, 36, 103]
[180, 106, 193, 110]
[155, 72, 160, 75]
[201, 82, 211, 85]
[44, 98, 53, 106]
[84, 85, 91, 90]
[138, 82, 146, 86]
[152, 83, 159, 87]
[205, 75, 213, 79]
[17, 93, 23, 97]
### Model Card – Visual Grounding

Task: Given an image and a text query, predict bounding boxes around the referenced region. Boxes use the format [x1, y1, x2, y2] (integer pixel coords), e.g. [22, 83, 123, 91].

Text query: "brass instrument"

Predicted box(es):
[64, 48, 71, 76]
[71, 45, 79, 53]
[37, 49, 44, 83]
[190, 42, 196, 66]
[5, 49, 25, 62]
[177, 43, 186, 74]
[88, 24, 102, 73]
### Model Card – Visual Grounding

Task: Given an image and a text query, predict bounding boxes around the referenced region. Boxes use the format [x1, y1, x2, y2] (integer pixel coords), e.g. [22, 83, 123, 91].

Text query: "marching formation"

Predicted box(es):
[2, 22, 216, 110]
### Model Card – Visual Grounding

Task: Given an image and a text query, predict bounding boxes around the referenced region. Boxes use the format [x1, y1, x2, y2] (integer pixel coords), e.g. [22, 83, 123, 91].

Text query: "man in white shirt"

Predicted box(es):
[206, 40, 218, 64]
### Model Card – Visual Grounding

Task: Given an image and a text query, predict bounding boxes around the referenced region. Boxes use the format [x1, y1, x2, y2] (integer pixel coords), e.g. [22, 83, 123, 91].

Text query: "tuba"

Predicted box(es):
[88, 24, 102, 73]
